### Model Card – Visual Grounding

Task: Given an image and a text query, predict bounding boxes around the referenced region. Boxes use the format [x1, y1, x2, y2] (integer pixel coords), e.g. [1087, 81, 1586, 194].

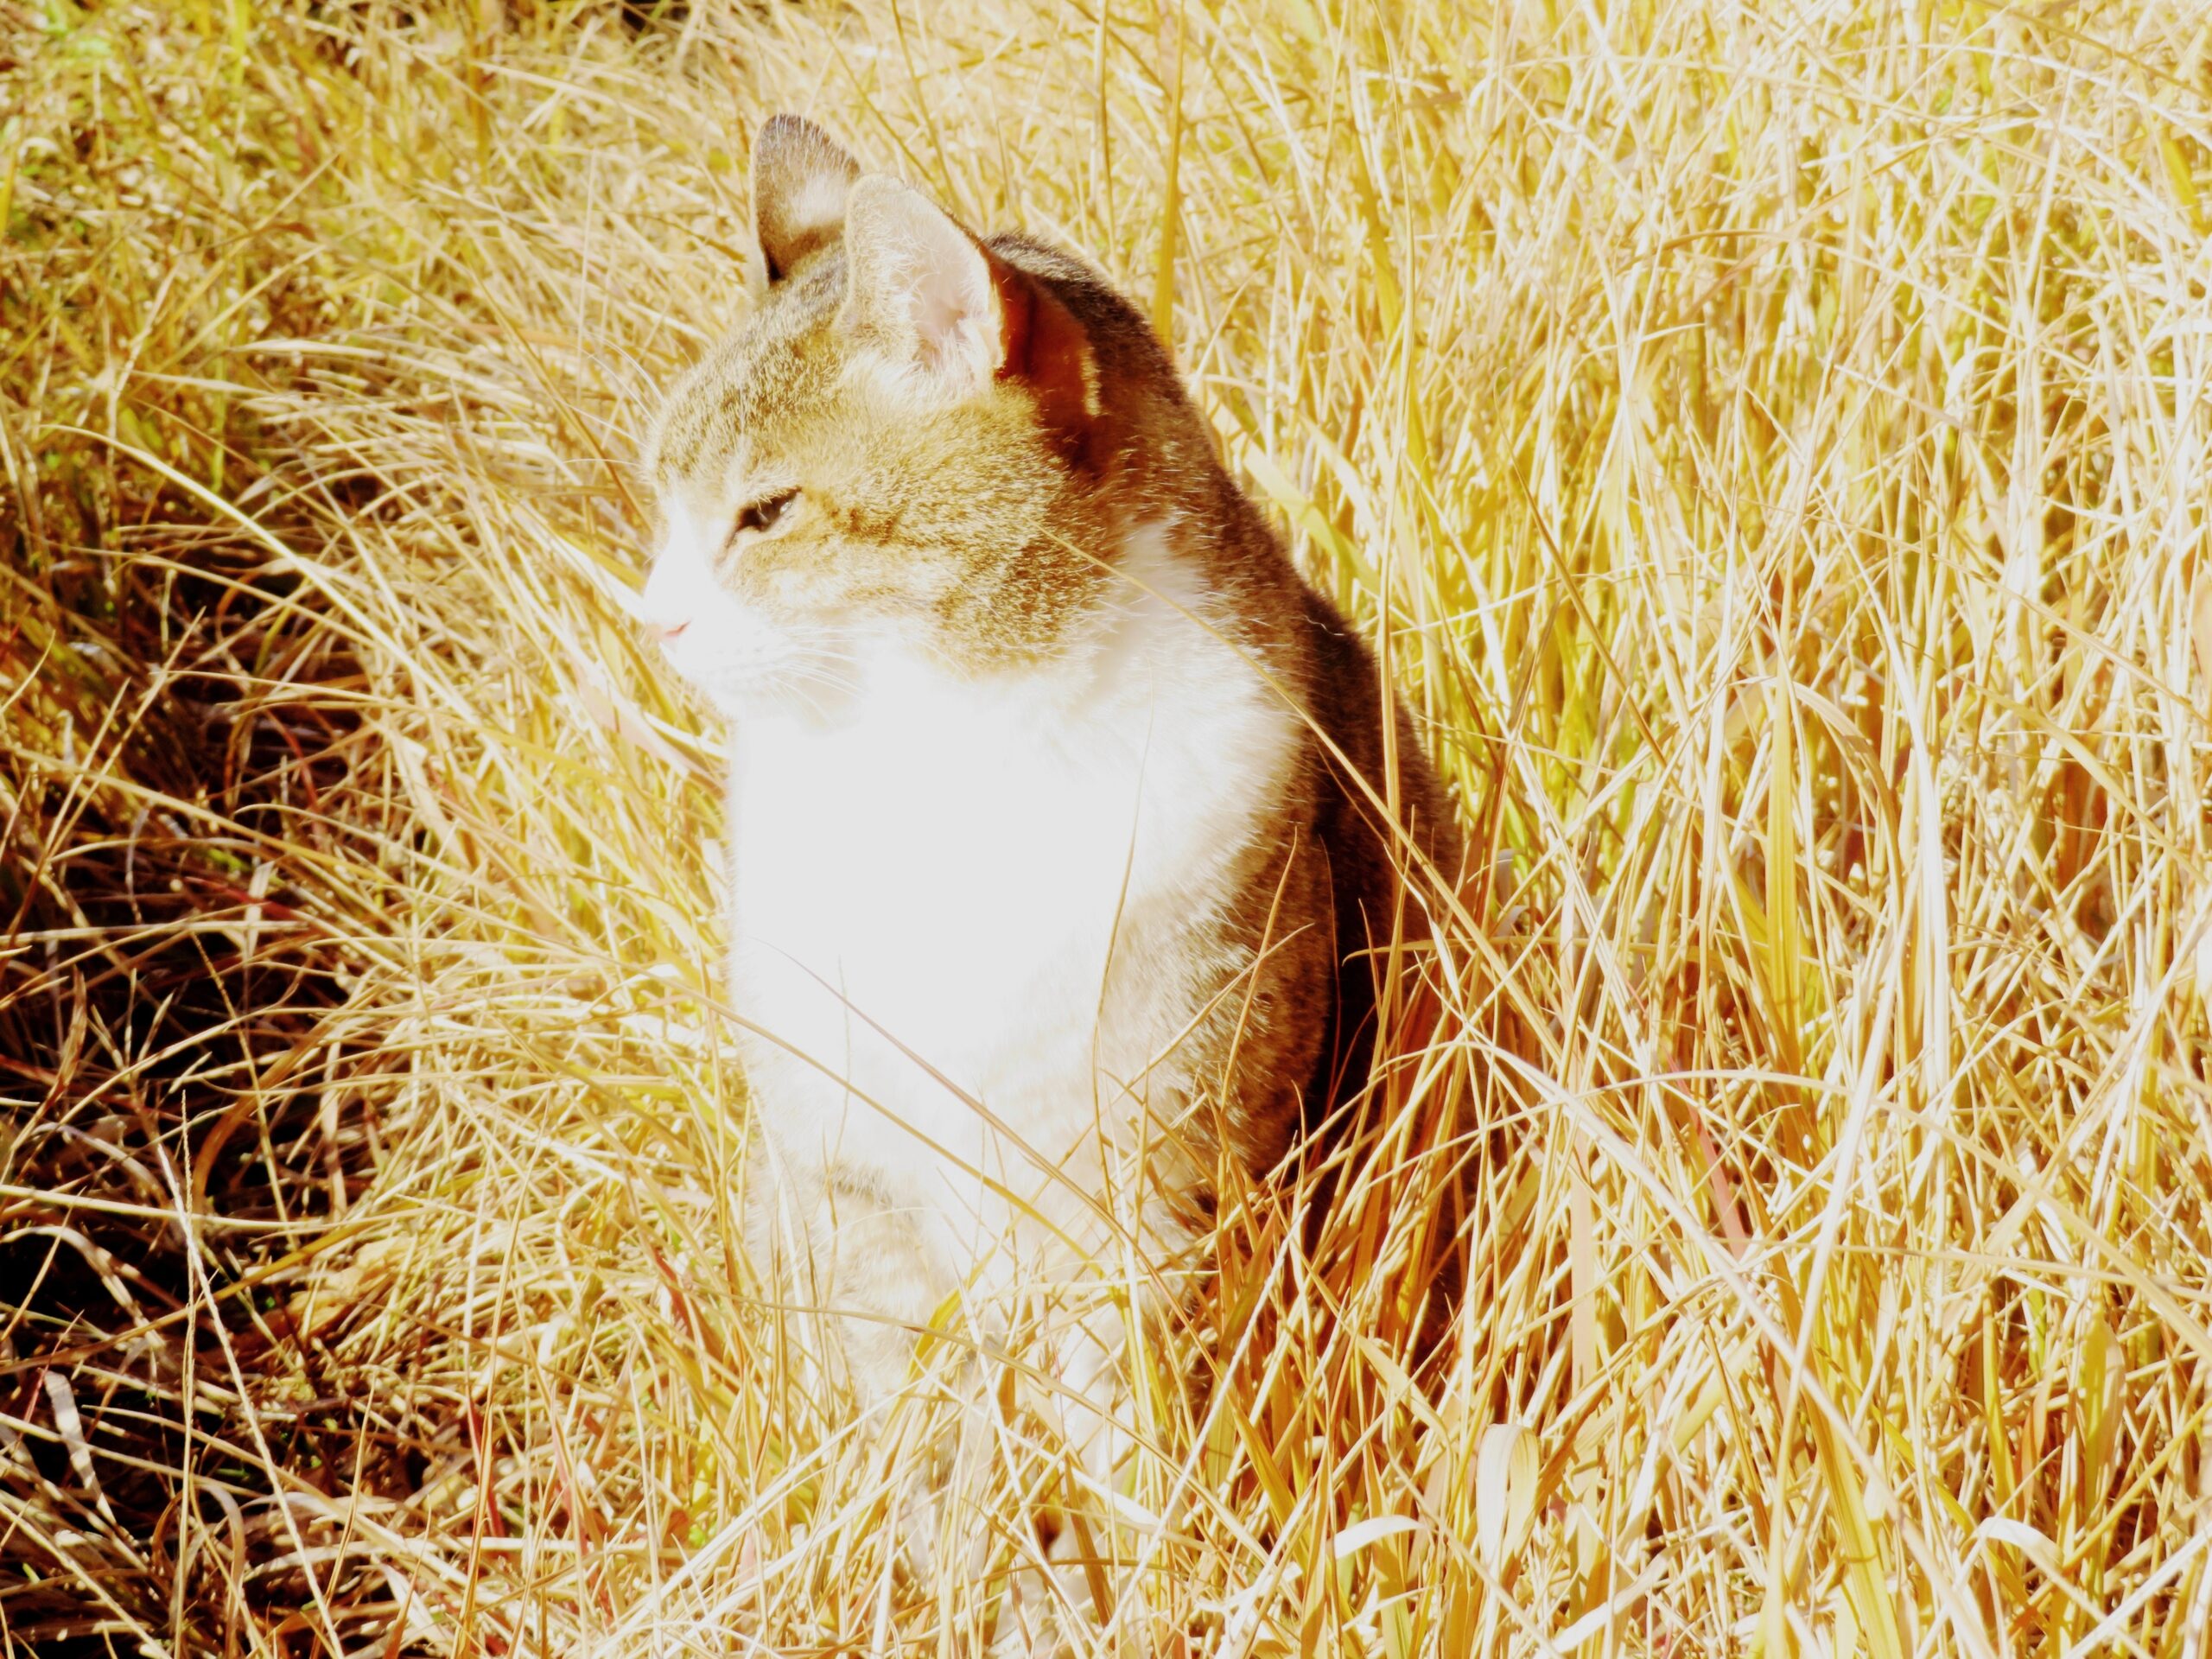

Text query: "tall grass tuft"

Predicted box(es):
[3, 1, 2209, 1653]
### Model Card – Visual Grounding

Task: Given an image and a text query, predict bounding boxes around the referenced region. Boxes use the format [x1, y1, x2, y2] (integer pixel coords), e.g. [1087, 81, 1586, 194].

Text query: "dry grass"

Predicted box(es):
[4, 0, 2212, 1653]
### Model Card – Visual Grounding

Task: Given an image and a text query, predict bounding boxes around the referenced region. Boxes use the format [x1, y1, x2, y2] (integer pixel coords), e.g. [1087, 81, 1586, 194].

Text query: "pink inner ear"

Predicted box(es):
[902, 221, 1000, 373]
[909, 256, 993, 372]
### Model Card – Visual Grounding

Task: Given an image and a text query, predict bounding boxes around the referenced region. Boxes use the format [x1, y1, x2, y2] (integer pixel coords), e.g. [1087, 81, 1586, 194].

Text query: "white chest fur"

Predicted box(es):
[722, 539, 1294, 1263]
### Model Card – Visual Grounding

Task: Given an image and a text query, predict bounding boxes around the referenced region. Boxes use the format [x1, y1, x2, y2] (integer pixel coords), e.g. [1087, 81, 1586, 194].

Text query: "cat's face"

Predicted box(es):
[640, 117, 1110, 718]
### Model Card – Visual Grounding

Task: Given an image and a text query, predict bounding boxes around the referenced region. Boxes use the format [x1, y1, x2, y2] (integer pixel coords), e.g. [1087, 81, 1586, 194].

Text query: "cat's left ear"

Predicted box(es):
[749, 114, 861, 294]
[842, 177, 1096, 442]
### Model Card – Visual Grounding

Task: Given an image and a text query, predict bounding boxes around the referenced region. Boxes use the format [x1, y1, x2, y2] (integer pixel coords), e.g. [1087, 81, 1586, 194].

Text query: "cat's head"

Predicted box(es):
[639, 116, 1137, 717]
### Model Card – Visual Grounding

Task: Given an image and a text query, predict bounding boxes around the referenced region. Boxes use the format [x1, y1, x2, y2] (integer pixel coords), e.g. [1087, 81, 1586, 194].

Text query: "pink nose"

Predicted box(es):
[655, 620, 690, 642]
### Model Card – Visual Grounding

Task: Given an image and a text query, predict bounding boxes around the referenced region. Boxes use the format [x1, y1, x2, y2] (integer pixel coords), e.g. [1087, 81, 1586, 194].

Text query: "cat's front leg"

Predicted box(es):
[744, 1139, 969, 1578]
[1002, 1230, 1205, 1654]
[745, 1139, 946, 1393]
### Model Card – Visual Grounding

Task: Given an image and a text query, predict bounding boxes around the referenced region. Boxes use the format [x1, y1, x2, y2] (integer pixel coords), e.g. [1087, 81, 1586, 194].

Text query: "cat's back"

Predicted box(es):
[989, 228, 1465, 1128]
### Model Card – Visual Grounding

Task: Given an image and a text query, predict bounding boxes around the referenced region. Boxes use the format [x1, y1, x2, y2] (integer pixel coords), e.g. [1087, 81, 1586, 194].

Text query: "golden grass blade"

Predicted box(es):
[5, 0, 2210, 1653]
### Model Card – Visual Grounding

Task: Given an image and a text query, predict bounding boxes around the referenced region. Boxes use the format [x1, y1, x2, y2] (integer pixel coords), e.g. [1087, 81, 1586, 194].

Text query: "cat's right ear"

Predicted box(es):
[748, 114, 861, 294]
[841, 176, 1098, 448]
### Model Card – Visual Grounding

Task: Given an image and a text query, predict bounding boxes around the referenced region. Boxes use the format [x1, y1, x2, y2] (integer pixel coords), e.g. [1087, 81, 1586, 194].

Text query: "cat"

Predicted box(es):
[638, 112, 1460, 1620]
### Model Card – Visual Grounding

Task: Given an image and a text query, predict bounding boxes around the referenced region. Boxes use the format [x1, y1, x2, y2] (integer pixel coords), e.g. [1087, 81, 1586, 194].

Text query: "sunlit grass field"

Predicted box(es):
[4, 0, 2211, 1653]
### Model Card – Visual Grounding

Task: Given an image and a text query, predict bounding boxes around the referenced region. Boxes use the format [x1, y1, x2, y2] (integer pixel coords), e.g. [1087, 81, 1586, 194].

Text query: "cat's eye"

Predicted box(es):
[733, 488, 799, 540]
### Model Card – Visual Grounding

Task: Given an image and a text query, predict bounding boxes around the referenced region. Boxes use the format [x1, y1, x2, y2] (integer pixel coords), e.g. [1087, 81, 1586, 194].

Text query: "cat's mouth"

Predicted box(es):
[655, 605, 865, 721]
